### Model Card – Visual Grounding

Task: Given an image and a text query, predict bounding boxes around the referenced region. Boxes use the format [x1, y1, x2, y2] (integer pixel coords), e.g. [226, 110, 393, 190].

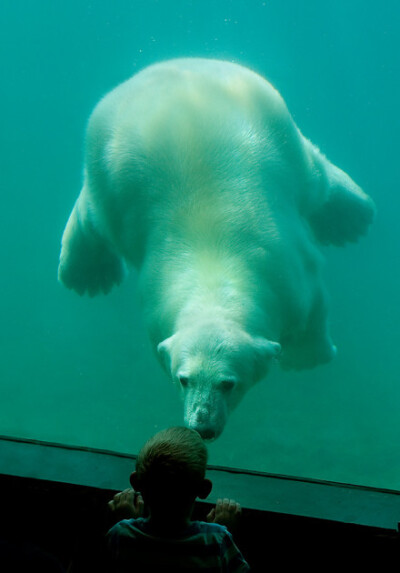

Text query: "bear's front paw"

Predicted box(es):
[58, 213, 125, 296]
[310, 187, 375, 247]
[58, 245, 125, 296]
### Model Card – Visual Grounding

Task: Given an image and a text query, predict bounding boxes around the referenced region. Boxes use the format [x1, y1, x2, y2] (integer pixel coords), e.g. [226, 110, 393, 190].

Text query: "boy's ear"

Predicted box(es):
[130, 471, 140, 491]
[197, 478, 212, 499]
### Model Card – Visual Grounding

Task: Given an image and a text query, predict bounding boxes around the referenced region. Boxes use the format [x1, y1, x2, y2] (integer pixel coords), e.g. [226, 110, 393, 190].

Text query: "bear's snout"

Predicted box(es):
[184, 395, 227, 441]
[191, 408, 218, 440]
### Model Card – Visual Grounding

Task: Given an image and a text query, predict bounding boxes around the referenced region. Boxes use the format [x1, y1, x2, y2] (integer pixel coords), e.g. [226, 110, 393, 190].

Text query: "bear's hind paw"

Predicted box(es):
[280, 340, 336, 371]
[309, 189, 375, 246]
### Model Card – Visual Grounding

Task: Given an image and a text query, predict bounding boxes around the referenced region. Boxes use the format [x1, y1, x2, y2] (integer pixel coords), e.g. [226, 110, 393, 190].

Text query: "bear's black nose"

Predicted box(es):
[197, 427, 216, 441]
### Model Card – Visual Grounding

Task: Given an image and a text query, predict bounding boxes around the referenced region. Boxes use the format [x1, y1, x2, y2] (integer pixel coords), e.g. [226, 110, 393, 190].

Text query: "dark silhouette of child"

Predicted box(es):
[106, 426, 250, 571]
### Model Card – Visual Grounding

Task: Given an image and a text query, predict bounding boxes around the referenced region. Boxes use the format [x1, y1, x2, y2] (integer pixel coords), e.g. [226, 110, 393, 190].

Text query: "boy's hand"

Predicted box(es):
[206, 498, 242, 534]
[108, 488, 144, 520]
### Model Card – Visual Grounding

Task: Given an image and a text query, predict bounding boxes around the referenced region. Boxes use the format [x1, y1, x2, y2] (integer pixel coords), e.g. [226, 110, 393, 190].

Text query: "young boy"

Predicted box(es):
[106, 426, 250, 571]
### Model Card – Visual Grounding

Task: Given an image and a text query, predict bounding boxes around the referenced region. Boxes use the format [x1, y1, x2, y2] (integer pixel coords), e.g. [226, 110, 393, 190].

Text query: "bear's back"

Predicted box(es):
[86, 59, 294, 179]
[83, 59, 310, 267]
[94, 58, 286, 130]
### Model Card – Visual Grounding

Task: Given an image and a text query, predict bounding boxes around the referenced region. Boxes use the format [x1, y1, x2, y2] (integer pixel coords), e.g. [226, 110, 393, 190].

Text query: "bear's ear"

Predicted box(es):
[252, 336, 281, 376]
[253, 337, 281, 358]
[157, 335, 175, 370]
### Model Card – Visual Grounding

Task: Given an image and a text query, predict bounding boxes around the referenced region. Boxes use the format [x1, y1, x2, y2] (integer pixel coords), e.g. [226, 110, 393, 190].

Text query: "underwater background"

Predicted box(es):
[0, 0, 399, 490]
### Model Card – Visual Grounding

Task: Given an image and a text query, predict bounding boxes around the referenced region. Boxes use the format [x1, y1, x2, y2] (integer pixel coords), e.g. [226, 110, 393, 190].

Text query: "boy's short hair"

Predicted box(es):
[135, 426, 208, 501]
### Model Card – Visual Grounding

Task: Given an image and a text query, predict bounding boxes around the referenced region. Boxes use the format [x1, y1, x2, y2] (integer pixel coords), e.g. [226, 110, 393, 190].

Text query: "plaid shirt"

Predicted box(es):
[106, 518, 250, 572]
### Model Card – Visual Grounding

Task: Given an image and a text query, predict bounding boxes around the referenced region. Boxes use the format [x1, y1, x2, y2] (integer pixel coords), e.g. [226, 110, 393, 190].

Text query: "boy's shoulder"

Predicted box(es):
[108, 518, 230, 541]
[190, 520, 229, 536]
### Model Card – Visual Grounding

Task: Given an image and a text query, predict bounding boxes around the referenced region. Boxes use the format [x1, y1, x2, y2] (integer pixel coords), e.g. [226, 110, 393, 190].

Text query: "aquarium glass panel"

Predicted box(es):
[1, 0, 398, 491]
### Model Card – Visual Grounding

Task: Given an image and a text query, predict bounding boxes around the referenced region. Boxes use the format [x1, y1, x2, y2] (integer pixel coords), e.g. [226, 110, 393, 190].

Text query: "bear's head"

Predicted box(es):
[157, 320, 281, 440]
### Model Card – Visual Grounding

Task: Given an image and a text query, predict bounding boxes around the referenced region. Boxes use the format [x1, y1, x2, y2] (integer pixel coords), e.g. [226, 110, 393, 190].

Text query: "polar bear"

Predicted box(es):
[58, 58, 375, 440]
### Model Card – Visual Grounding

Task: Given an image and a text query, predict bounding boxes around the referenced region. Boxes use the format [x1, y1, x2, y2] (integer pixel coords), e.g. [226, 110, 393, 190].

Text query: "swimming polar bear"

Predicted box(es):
[58, 59, 375, 440]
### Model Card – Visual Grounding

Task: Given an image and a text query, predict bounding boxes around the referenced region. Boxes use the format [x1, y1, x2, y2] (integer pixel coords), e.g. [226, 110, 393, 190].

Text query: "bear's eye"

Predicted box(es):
[179, 376, 189, 387]
[220, 380, 236, 392]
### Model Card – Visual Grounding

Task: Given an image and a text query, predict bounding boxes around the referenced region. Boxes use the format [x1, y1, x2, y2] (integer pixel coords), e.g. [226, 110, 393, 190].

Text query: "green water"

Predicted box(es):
[1, 0, 399, 490]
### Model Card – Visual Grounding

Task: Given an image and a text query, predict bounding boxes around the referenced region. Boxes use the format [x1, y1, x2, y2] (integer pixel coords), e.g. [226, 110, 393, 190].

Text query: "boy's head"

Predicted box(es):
[130, 426, 212, 514]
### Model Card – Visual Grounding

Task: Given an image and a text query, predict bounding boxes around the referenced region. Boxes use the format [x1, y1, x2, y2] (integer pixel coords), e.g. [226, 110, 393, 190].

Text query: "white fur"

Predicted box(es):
[59, 59, 375, 439]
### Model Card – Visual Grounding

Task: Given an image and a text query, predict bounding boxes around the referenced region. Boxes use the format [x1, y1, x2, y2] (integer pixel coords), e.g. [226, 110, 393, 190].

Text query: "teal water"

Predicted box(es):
[0, 0, 399, 489]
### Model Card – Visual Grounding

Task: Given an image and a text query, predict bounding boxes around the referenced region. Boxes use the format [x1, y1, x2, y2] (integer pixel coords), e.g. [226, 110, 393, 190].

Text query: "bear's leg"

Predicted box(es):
[58, 194, 125, 297]
[308, 155, 375, 247]
[280, 289, 336, 371]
